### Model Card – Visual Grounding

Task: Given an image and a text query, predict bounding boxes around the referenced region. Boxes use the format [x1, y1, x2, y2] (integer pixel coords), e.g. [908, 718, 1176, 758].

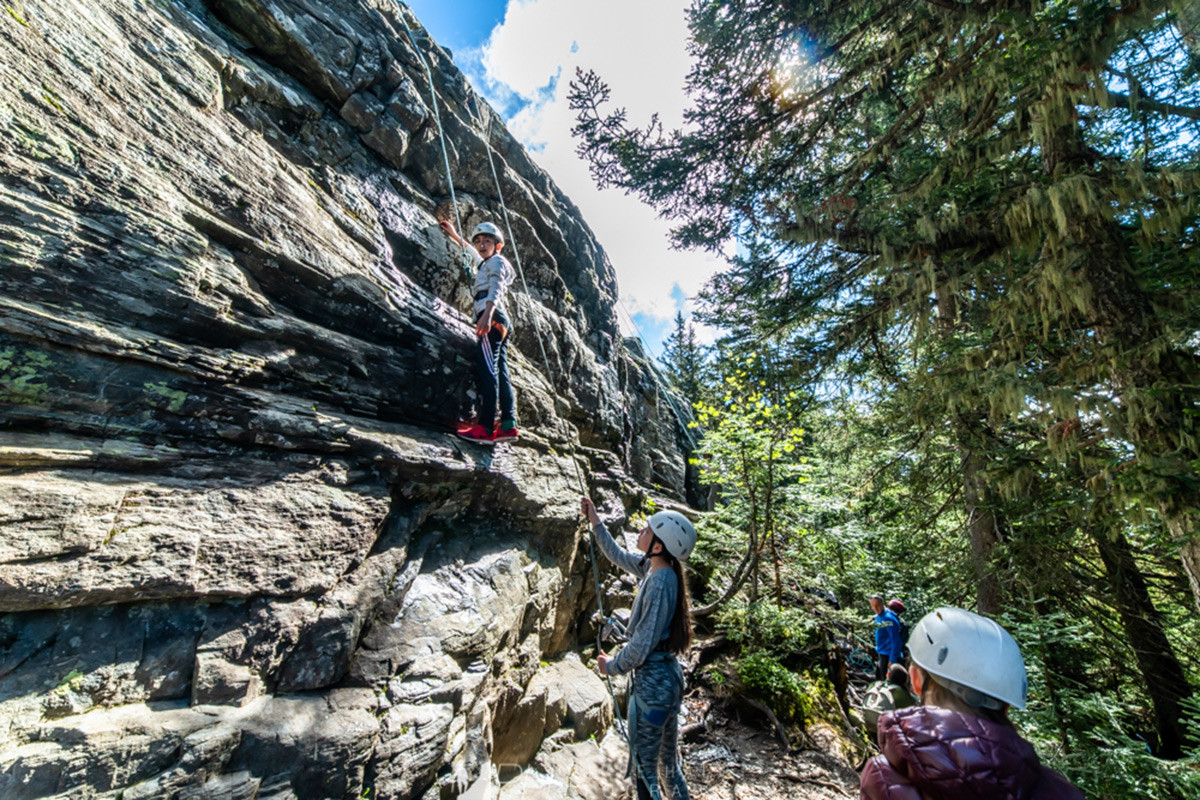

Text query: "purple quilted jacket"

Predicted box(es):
[859, 706, 1084, 800]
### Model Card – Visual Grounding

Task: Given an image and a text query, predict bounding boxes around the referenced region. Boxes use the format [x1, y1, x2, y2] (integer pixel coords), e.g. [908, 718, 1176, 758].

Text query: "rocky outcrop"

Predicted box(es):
[0, 1, 695, 798]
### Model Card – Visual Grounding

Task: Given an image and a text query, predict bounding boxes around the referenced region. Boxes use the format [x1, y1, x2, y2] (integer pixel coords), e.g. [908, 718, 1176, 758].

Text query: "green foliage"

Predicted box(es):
[716, 600, 821, 659]
[573, 0, 1200, 786]
[736, 649, 814, 724]
[689, 356, 813, 606]
[660, 310, 708, 402]
[1019, 662, 1200, 799]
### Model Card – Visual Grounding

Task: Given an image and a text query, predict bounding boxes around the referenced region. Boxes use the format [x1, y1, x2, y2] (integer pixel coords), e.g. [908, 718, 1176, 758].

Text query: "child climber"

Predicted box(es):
[860, 607, 1084, 799]
[439, 219, 519, 444]
[582, 496, 695, 800]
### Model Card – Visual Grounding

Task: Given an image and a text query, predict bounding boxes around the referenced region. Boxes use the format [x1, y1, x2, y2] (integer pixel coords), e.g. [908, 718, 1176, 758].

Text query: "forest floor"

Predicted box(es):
[678, 684, 867, 800]
[504, 679, 870, 800]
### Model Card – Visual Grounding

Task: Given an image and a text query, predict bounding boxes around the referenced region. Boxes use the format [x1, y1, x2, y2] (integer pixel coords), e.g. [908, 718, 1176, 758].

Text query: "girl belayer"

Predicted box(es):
[581, 496, 695, 800]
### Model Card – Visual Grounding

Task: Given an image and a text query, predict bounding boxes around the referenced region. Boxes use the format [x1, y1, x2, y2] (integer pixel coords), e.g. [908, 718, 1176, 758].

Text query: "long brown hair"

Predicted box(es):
[662, 545, 693, 655]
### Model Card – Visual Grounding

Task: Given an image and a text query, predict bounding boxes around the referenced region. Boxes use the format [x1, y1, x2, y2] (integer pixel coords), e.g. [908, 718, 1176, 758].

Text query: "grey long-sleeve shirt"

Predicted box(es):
[592, 520, 678, 676]
[470, 253, 515, 316]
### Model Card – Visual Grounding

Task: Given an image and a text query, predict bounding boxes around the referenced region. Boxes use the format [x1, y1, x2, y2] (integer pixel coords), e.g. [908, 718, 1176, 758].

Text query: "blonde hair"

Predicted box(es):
[914, 665, 1012, 726]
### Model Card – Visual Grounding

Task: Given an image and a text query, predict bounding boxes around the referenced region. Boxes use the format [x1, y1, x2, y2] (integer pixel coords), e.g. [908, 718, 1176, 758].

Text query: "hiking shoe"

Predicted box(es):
[456, 424, 495, 445]
[493, 427, 520, 442]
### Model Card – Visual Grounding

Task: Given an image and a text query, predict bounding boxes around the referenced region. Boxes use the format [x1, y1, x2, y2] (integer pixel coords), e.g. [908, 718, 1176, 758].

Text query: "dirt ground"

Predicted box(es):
[679, 688, 866, 800]
[501, 680, 870, 800]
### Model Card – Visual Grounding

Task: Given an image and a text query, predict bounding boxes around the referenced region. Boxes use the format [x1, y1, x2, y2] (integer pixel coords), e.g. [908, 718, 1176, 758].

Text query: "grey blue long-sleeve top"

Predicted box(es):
[592, 520, 678, 676]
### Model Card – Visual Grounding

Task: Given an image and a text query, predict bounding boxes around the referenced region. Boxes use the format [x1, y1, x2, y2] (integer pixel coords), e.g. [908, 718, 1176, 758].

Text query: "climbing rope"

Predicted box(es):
[392, 2, 473, 280]
[612, 300, 702, 452]
[394, 6, 624, 670]
[387, 10, 687, 796]
[483, 127, 686, 800]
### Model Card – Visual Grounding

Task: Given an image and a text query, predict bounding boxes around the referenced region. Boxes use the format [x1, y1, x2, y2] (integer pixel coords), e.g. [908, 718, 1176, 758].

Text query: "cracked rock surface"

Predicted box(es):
[0, 1, 696, 797]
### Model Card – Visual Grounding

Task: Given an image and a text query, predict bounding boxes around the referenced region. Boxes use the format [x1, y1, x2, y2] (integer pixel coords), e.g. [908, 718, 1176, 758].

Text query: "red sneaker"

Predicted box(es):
[492, 427, 520, 442]
[456, 424, 495, 445]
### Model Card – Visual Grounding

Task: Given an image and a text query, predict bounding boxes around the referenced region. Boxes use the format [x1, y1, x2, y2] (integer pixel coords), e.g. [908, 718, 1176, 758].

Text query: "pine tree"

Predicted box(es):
[659, 310, 707, 403]
[571, 0, 1200, 614]
[571, 1, 1200, 776]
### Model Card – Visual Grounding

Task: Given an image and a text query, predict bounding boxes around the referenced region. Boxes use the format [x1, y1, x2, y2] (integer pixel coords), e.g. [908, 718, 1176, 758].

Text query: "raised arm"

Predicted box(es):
[581, 497, 645, 577]
[438, 219, 466, 249]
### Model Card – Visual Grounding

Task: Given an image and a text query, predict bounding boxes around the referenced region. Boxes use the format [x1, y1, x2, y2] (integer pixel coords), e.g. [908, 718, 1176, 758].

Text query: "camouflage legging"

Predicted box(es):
[629, 652, 689, 800]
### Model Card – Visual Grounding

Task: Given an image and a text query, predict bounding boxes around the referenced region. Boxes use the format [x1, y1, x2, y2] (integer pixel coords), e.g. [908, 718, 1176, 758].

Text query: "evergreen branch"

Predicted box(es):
[827, 2, 904, 56]
[1093, 84, 1200, 120]
[857, 425, 933, 491]
[844, 27, 1001, 185]
[917, 0, 972, 13]
[910, 482, 963, 535]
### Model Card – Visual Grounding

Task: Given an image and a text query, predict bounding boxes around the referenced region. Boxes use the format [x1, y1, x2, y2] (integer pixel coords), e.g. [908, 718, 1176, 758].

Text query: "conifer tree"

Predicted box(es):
[660, 310, 707, 403]
[571, 0, 1200, 613]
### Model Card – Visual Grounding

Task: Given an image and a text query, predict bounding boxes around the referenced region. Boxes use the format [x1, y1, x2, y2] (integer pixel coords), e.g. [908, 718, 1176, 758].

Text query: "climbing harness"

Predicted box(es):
[392, 2, 473, 281]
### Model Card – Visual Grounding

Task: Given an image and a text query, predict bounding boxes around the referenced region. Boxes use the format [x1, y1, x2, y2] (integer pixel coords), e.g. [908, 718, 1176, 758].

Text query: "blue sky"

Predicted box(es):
[405, 0, 504, 60]
[403, 0, 723, 358]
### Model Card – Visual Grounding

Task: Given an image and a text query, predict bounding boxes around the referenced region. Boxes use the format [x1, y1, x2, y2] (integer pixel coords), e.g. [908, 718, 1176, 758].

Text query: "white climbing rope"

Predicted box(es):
[384, 10, 687, 797]
[481, 119, 613, 638]
[392, 1, 473, 280]
[485, 128, 694, 800]
[483, 120, 649, 764]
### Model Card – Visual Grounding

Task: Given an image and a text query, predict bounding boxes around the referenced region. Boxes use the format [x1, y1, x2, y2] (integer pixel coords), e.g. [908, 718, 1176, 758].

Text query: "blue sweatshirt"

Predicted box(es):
[875, 609, 903, 661]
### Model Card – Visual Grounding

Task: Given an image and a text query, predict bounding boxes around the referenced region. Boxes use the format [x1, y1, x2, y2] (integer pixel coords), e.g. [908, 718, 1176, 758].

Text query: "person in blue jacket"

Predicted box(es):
[582, 496, 695, 800]
[870, 594, 904, 680]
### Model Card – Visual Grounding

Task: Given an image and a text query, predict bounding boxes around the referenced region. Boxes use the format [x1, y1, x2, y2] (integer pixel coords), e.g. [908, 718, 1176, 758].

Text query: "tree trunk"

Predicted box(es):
[1092, 528, 1194, 758]
[1181, 534, 1200, 615]
[1178, 0, 1200, 58]
[936, 287, 1005, 615]
[963, 450, 1003, 615]
[1038, 102, 1200, 615]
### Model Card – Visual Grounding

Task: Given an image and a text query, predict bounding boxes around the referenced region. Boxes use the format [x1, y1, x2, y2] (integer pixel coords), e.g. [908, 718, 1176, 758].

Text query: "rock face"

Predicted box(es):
[0, 1, 695, 798]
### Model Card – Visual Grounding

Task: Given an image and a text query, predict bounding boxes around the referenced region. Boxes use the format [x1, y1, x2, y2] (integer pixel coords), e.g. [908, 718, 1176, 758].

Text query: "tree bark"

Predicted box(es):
[963, 450, 1004, 615]
[1092, 528, 1195, 758]
[936, 287, 1005, 615]
[1177, 0, 1200, 58]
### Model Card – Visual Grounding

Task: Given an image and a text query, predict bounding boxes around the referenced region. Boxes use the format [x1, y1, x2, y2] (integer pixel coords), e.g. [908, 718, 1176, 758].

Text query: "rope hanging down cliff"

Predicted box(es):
[392, 0, 617, 714]
[393, 3, 473, 280]
[484, 128, 697, 800]
[481, 119, 634, 750]
[391, 12, 690, 789]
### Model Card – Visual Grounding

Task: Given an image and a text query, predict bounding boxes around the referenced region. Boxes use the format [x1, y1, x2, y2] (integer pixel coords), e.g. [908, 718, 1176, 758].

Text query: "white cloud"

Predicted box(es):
[466, 0, 724, 352]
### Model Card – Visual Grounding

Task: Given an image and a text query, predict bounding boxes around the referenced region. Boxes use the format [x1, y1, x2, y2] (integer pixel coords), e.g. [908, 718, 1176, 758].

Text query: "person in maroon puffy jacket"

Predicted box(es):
[859, 607, 1084, 800]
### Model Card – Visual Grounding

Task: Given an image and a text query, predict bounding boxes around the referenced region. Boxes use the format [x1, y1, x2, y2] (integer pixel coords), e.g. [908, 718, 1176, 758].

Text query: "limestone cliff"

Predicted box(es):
[0, 1, 695, 797]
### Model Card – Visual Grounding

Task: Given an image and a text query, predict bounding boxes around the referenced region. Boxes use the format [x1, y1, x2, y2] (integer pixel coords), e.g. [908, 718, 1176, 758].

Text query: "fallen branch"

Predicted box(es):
[782, 771, 855, 797]
[742, 697, 790, 749]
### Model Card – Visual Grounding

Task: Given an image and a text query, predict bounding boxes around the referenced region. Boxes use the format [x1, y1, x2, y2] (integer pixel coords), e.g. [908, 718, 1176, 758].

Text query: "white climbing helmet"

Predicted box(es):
[648, 511, 697, 561]
[470, 221, 504, 244]
[909, 607, 1029, 710]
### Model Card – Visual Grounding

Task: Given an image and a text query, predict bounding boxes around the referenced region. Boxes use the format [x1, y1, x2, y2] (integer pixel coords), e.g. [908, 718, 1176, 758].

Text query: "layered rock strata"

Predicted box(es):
[0, 1, 695, 797]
